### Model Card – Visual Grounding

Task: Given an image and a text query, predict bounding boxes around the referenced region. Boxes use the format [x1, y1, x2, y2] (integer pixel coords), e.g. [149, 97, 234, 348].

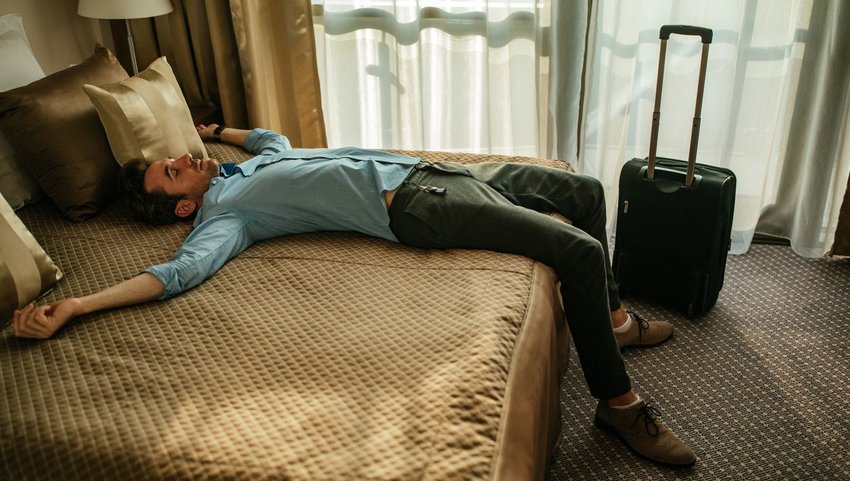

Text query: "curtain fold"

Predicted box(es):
[756, 0, 850, 257]
[544, 0, 591, 163]
[229, 0, 326, 145]
[833, 172, 850, 256]
[831, 100, 850, 255]
[126, 0, 326, 148]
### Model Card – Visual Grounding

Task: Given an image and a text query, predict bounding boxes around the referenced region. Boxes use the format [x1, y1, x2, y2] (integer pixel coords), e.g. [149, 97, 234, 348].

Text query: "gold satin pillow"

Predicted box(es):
[83, 57, 207, 165]
[0, 195, 62, 326]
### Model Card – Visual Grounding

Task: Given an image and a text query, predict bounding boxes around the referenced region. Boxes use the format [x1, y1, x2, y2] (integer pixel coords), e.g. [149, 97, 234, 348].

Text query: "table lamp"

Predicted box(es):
[78, 0, 174, 74]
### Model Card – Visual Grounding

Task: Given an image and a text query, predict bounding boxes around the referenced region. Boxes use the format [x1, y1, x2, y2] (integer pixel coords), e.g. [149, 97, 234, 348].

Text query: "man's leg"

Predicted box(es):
[463, 163, 620, 304]
[390, 167, 629, 398]
[389, 166, 695, 466]
[463, 162, 674, 349]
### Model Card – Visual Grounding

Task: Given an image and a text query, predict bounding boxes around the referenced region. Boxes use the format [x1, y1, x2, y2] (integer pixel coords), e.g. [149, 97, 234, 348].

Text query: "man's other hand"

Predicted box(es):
[12, 299, 82, 339]
[196, 123, 221, 141]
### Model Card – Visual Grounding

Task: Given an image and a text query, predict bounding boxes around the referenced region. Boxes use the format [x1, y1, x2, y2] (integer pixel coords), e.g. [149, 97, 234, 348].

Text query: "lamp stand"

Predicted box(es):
[125, 18, 138, 74]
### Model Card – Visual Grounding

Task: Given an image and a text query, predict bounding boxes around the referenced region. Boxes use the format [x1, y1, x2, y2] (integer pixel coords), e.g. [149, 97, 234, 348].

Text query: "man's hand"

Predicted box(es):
[196, 124, 252, 147]
[10, 274, 165, 340]
[196, 123, 221, 141]
[12, 299, 83, 339]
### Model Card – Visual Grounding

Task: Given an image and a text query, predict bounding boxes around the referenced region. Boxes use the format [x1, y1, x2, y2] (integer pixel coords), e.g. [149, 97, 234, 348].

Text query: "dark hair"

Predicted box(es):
[120, 159, 191, 225]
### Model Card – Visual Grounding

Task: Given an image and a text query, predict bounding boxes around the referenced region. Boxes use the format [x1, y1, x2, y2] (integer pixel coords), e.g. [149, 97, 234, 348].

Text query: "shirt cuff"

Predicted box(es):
[142, 265, 179, 300]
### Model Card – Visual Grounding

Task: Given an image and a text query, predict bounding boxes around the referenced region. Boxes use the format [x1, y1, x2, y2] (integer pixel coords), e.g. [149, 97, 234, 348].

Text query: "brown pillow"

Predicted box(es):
[0, 44, 128, 221]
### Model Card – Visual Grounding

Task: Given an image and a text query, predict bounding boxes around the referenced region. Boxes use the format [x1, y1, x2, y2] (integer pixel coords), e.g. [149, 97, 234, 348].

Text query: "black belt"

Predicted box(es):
[403, 166, 446, 195]
[413, 160, 473, 176]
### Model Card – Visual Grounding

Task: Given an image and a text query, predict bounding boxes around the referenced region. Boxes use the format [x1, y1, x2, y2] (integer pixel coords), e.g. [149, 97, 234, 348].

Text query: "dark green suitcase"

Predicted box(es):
[612, 25, 736, 317]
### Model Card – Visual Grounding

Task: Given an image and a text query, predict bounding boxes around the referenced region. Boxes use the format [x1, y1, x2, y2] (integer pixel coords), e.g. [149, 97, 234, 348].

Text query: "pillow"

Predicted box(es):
[83, 56, 207, 165]
[0, 194, 62, 326]
[0, 14, 45, 209]
[0, 132, 41, 209]
[0, 44, 128, 221]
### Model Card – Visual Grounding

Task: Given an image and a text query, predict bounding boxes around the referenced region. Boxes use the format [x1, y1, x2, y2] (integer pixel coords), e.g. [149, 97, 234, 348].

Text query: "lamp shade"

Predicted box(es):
[77, 0, 174, 20]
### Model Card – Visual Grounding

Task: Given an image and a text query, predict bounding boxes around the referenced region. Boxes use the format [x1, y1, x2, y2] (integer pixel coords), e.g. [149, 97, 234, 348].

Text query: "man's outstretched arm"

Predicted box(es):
[12, 273, 164, 339]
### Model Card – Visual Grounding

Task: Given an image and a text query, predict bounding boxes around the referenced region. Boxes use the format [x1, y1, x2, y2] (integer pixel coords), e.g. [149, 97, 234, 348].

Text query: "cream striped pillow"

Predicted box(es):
[0, 195, 62, 324]
[82, 56, 207, 166]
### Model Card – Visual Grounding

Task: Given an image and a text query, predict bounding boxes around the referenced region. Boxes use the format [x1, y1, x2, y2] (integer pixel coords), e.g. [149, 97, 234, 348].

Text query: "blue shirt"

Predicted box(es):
[145, 129, 419, 299]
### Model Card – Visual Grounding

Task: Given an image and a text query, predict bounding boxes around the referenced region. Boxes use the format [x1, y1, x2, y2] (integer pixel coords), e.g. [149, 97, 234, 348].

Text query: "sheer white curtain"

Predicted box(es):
[578, 0, 850, 256]
[311, 0, 550, 155]
[311, 0, 850, 257]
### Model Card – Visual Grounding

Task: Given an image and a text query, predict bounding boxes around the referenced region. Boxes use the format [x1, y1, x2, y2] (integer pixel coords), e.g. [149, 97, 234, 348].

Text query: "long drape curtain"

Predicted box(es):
[574, 0, 850, 257]
[752, 1, 850, 256]
[313, 0, 849, 257]
[130, 0, 326, 148]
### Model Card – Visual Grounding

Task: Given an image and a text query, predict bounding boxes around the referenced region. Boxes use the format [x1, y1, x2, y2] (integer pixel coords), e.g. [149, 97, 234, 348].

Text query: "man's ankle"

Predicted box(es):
[607, 390, 639, 407]
[611, 305, 628, 328]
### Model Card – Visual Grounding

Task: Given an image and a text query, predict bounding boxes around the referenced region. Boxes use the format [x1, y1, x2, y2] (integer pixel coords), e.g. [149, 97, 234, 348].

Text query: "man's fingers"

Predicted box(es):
[18, 326, 48, 339]
[34, 306, 50, 324]
[13, 304, 33, 333]
[17, 317, 49, 339]
[12, 304, 51, 339]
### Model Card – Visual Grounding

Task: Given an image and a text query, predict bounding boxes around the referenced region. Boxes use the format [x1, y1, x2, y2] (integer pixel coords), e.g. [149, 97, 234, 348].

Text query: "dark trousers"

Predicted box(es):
[388, 161, 631, 400]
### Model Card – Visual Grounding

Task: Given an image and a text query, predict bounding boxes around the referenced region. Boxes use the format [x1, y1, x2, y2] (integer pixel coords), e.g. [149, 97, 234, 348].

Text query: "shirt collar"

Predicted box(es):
[219, 162, 238, 177]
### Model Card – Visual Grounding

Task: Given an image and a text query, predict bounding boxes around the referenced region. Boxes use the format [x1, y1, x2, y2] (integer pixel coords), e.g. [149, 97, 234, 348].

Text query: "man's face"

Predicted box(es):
[144, 154, 220, 202]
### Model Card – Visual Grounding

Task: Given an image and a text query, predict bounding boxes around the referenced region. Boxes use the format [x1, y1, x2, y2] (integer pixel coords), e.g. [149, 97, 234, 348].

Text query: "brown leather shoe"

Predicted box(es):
[615, 311, 674, 349]
[595, 400, 696, 467]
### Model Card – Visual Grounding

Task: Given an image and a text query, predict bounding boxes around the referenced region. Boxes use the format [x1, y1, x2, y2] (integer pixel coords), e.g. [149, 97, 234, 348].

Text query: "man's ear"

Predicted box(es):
[174, 199, 198, 218]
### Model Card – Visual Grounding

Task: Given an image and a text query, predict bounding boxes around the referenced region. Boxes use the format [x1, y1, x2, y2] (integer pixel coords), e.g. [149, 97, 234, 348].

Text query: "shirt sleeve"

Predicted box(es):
[143, 213, 253, 299]
[243, 128, 293, 156]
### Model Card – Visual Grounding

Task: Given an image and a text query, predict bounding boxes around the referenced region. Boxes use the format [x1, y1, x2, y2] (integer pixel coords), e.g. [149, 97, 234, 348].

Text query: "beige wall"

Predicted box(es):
[1, 0, 113, 74]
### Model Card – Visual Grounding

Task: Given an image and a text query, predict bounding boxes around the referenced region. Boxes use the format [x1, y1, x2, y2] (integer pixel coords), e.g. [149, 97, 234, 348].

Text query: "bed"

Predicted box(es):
[0, 22, 574, 478]
[1, 138, 572, 480]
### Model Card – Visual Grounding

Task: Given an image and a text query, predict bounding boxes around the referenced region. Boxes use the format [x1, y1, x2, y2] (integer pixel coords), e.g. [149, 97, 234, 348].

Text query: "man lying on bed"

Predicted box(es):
[13, 124, 696, 467]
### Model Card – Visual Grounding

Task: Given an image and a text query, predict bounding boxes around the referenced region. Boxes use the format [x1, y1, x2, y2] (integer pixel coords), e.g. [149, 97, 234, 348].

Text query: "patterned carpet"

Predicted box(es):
[546, 244, 850, 480]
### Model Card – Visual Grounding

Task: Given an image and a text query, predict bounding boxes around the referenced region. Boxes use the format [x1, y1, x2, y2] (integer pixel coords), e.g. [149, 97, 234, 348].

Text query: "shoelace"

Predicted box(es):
[630, 403, 663, 436]
[627, 310, 650, 341]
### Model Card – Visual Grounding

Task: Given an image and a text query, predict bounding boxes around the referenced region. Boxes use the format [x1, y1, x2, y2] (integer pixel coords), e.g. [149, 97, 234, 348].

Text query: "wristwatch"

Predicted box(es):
[212, 125, 225, 142]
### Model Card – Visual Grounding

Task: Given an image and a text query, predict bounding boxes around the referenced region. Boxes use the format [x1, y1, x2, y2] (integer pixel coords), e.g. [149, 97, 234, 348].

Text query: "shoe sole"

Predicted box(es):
[618, 332, 674, 351]
[593, 416, 696, 468]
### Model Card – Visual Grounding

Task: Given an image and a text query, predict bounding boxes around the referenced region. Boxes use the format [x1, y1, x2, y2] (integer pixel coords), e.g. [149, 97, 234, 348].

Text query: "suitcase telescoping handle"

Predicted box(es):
[647, 25, 713, 187]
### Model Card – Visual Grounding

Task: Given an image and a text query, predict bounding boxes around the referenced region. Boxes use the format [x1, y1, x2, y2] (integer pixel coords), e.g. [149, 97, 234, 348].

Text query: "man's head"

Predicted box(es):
[120, 154, 220, 224]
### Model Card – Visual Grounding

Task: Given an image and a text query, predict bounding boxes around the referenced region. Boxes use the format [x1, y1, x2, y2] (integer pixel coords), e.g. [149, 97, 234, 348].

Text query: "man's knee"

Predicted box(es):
[578, 234, 606, 263]
[555, 231, 606, 274]
[577, 174, 605, 207]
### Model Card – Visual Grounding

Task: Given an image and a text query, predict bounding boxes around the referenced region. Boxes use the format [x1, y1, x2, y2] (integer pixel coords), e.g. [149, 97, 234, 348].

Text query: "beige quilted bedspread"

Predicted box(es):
[1, 146, 570, 480]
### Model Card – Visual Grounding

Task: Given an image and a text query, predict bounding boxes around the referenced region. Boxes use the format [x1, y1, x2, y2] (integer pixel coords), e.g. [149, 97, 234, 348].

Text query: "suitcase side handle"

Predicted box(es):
[660, 25, 713, 43]
[647, 25, 712, 188]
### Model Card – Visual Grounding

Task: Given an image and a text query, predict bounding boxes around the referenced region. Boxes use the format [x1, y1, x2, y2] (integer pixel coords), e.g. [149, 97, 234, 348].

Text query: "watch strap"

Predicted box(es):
[212, 125, 225, 142]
